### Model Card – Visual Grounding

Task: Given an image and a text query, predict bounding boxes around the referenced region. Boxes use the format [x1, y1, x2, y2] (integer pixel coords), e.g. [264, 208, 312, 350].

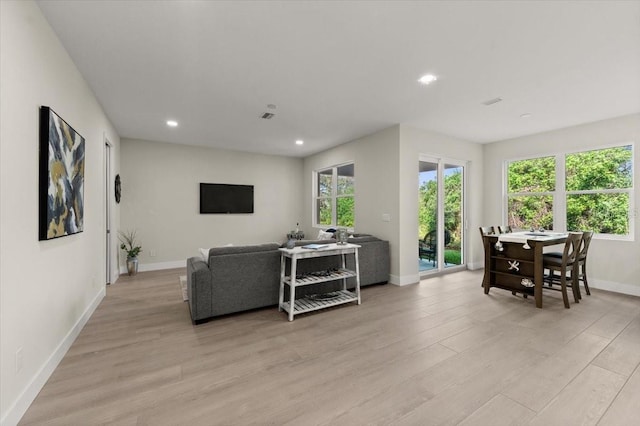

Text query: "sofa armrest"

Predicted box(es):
[347, 239, 390, 286]
[187, 257, 212, 322]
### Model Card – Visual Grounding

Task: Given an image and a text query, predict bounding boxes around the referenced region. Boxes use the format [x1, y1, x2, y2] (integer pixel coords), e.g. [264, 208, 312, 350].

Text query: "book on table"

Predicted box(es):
[301, 244, 330, 250]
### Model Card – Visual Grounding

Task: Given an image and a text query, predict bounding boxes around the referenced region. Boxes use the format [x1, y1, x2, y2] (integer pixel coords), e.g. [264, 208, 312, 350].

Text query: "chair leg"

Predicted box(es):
[560, 274, 570, 309]
[581, 262, 591, 295]
[571, 264, 580, 303]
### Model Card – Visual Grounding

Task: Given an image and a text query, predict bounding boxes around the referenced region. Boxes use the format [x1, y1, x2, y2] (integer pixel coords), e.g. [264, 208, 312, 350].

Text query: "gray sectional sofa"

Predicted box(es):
[186, 235, 390, 324]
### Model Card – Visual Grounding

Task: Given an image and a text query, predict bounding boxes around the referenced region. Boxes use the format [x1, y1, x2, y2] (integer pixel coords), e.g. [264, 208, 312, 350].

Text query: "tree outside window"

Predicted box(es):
[565, 146, 632, 235]
[507, 156, 555, 230]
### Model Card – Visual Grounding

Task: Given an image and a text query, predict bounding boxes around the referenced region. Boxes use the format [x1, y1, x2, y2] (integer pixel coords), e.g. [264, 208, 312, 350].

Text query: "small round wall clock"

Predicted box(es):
[114, 174, 121, 203]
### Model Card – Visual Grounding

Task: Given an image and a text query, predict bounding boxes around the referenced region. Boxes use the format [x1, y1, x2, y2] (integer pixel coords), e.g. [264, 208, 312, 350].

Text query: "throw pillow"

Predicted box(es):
[198, 248, 209, 262]
[317, 230, 333, 240]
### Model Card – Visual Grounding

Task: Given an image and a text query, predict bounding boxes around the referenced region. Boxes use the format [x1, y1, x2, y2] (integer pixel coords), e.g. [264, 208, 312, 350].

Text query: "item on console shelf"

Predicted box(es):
[308, 291, 342, 301]
[337, 228, 348, 244]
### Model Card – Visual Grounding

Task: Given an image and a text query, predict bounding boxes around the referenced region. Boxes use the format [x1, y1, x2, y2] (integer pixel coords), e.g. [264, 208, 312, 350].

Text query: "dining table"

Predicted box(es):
[483, 231, 568, 308]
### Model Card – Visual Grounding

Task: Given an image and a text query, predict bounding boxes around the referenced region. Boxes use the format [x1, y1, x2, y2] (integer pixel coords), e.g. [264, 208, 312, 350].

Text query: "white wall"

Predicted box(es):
[483, 114, 640, 295]
[399, 125, 485, 283]
[0, 1, 121, 425]
[303, 126, 401, 280]
[119, 139, 304, 270]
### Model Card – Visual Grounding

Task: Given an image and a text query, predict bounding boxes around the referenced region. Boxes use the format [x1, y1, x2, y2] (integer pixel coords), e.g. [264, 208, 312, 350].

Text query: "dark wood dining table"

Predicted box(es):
[483, 231, 568, 308]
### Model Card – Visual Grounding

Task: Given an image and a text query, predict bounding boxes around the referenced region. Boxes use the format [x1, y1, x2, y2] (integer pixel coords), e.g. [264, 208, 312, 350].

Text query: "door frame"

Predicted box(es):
[419, 154, 468, 276]
[104, 137, 113, 285]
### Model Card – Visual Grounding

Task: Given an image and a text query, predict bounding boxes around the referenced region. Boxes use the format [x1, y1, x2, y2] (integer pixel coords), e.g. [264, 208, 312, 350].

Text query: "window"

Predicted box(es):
[506, 156, 555, 230]
[315, 163, 354, 228]
[506, 145, 634, 238]
[565, 146, 632, 235]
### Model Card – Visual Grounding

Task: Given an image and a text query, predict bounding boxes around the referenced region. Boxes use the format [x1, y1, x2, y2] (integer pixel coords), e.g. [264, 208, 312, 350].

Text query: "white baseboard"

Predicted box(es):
[1, 288, 105, 426]
[389, 274, 420, 286]
[119, 260, 185, 275]
[467, 261, 483, 271]
[590, 279, 640, 297]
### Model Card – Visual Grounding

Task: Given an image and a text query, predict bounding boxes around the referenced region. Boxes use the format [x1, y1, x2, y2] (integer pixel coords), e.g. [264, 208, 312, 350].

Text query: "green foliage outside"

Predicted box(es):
[317, 167, 355, 227]
[337, 196, 354, 227]
[444, 249, 461, 265]
[317, 199, 332, 225]
[508, 195, 554, 230]
[507, 146, 632, 234]
[508, 156, 555, 192]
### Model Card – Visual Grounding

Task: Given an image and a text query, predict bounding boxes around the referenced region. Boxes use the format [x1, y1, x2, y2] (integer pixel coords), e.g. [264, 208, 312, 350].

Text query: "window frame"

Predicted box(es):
[503, 143, 635, 241]
[313, 161, 355, 230]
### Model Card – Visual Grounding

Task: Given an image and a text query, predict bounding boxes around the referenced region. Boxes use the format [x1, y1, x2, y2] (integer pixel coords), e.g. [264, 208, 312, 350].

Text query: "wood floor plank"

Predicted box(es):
[501, 332, 611, 412]
[17, 268, 640, 426]
[598, 365, 640, 425]
[529, 365, 627, 426]
[458, 394, 536, 426]
[591, 333, 640, 377]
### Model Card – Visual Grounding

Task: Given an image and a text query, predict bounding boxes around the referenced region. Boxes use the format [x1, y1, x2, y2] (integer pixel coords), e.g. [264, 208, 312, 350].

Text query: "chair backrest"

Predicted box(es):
[498, 225, 512, 234]
[479, 226, 495, 239]
[424, 229, 452, 248]
[578, 230, 593, 260]
[560, 232, 583, 267]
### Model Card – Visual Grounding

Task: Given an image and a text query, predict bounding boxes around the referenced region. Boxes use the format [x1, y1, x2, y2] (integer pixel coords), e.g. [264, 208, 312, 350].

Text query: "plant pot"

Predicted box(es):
[126, 257, 139, 276]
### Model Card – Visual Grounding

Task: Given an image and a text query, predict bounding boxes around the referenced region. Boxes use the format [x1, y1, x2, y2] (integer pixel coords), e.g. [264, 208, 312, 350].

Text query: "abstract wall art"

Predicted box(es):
[39, 106, 85, 240]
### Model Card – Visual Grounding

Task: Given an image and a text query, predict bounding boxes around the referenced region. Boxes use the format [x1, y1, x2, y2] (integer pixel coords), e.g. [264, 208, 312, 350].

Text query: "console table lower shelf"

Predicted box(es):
[280, 289, 358, 317]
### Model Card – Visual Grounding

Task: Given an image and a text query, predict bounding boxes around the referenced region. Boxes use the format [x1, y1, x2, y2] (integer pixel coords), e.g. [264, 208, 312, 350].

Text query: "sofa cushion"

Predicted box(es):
[349, 235, 379, 243]
[208, 243, 280, 257]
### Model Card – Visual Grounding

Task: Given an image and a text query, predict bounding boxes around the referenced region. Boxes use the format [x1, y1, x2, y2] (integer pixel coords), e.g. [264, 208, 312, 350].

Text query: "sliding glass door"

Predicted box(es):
[418, 156, 466, 274]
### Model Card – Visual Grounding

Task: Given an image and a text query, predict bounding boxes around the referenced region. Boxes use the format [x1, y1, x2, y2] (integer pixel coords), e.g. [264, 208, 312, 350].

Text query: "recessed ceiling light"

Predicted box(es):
[295, 140, 304, 146]
[520, 113, 532, 118]
[166, 120, 178, 127]
[417, 74, 438, 85]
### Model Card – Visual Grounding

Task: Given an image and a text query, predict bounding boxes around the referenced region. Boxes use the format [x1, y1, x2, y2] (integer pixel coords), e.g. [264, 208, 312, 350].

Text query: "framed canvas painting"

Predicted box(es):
[39, 106, 85, 240]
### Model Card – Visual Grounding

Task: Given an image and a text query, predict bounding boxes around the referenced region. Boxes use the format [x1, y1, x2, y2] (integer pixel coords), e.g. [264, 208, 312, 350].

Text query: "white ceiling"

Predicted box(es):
[37, 0, 640, 157]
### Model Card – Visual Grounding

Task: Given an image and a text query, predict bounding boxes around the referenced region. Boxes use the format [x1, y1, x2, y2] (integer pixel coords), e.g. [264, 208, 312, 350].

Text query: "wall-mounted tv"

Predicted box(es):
[200, 183, 254, 214]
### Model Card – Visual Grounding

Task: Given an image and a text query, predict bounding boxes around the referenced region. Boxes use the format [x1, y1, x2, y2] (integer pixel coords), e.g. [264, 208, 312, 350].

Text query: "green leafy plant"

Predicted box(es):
[119, 230, 142, 259]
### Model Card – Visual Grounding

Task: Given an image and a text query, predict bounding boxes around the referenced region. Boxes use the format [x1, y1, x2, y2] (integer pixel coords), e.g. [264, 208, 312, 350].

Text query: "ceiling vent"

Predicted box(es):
[261, 112, 275, 119]
[482, 97, 503, 106]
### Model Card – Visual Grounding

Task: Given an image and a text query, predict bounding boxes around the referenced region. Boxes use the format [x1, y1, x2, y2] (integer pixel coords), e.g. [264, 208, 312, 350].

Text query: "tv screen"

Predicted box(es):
[199, 183, 254, 214]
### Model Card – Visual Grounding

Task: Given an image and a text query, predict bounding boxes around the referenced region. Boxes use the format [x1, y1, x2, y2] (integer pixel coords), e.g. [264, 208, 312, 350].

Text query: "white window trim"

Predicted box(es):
[503, 142, 635, 241]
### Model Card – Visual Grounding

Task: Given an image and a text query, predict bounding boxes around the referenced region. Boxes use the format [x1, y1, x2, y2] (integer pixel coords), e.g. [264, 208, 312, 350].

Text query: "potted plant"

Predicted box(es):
[119, 230, 142, 276]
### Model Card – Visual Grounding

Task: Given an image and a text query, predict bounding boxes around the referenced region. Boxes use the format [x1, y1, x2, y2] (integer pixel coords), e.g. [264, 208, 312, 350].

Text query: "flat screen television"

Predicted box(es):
[199, 183, 254, 214]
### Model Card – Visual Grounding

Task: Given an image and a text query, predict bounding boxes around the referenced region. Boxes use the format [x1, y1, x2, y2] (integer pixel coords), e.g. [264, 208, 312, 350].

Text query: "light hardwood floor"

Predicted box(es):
[20, 268, 640, 425]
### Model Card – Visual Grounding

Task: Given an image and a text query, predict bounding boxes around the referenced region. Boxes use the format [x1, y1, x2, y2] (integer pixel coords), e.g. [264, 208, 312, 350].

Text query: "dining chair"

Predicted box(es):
[498, 225, 512, 234]
[478, 226, 496, 238]
[543, 232, 582, 308]
[545, 230, 593, 298]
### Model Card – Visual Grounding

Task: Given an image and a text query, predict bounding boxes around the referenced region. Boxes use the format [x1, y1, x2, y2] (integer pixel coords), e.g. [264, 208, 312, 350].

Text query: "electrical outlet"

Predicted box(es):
[149, 249, 157, 257]
[382, 213, 391, 222]
[16, 347, 23, 373]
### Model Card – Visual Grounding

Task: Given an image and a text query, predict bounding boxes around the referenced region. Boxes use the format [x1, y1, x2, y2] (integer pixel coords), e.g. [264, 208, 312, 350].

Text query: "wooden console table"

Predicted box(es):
[278, 243, 361, 321]
[483, 232, 567, 308]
